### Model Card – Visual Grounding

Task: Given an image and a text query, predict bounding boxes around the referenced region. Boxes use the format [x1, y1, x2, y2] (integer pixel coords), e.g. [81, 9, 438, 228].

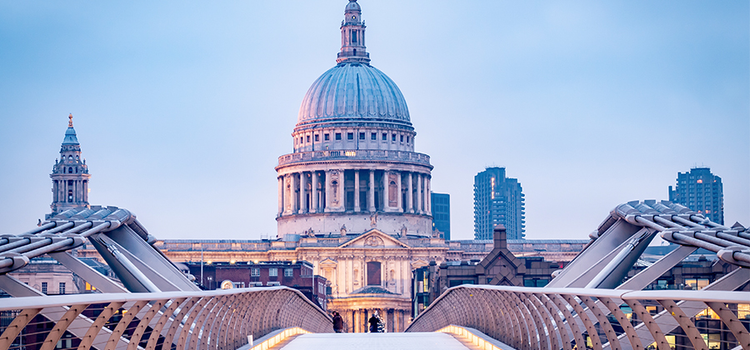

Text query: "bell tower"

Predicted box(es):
[50, 114, 91, 214]
[336, 0, 370, 64]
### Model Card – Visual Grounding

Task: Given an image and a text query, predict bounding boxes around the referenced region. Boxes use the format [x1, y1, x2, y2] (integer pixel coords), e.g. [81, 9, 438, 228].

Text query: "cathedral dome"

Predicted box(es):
[297, 62, 411, 128]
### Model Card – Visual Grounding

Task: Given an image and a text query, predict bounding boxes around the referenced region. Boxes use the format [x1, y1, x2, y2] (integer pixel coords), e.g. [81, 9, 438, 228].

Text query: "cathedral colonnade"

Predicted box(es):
[345, 307, 408, 333]
[277, 169, 431, 217]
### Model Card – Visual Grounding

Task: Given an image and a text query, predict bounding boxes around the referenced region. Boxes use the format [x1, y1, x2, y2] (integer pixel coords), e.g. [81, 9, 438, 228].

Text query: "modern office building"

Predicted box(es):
[431, 193, 450, 240]
[473, 167, 525, 240]
[668, 167, 724, 224]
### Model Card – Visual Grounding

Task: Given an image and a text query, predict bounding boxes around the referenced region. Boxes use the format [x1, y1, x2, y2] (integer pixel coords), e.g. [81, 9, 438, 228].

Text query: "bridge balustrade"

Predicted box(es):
[0, 287, 332, 350]
[406, 285, 750, 350]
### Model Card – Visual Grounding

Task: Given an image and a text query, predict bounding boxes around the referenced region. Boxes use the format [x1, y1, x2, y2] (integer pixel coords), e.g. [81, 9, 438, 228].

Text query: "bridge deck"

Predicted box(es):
[274, 332, 478, 350]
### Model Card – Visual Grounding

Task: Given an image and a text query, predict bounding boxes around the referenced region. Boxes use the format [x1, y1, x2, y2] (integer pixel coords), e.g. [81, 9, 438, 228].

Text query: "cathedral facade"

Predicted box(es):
[268, 0, 439, 331]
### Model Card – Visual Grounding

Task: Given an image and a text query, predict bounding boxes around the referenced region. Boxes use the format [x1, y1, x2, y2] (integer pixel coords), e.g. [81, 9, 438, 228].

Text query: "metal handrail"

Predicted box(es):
[0, 286, 333, 350]
[408, 285, 750, 350]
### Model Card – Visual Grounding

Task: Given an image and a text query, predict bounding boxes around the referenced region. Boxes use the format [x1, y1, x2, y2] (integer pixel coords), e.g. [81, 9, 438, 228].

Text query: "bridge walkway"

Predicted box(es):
[270, 332, 484, 350]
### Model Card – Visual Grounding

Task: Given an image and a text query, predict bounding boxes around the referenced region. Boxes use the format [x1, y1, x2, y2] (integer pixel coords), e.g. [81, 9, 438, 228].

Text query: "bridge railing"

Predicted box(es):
[406, 285, 750, 350]
[0, 286, 332, 350]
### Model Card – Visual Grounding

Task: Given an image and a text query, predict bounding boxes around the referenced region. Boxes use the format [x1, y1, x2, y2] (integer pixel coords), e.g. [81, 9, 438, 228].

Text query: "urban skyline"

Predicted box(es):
[0, 1, 748, 240]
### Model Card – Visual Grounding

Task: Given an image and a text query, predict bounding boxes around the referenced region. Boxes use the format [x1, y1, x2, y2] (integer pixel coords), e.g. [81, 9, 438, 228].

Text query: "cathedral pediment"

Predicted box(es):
[339, 229, 410, 249]
[319, 258, 338, 267]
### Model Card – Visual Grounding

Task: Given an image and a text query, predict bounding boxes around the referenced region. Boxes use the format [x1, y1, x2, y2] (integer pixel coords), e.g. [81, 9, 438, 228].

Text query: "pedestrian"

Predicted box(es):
[368, 312, 380, 333]
[332, 311, 344, 333]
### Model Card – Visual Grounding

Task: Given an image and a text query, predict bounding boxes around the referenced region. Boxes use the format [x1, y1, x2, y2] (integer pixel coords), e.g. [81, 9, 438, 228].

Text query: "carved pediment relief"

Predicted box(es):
[339, 229, 410, 249]
[319, 258, 337, 268]
[411, 259, 429, 269]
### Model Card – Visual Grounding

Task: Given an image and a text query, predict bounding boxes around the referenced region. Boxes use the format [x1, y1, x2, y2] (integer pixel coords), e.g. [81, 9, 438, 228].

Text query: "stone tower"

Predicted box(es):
[50, 114, 90, 214]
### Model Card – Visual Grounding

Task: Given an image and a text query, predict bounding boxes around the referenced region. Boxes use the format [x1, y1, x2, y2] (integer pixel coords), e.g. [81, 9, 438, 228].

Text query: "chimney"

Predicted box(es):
[493, 224, 507, 250]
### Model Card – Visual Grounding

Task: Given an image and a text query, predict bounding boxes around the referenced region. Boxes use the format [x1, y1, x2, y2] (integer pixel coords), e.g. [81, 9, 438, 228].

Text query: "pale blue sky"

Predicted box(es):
[1, 1, 748, 240]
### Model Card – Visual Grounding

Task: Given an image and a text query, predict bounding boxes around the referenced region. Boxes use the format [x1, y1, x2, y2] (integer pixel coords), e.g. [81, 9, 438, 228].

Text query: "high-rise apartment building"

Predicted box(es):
[431, 192, 450, 240]
[668, 167, 724, 224]
[474, 167, 525, 240]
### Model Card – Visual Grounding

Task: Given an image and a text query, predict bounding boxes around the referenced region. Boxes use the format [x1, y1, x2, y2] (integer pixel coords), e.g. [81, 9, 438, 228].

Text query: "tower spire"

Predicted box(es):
[49, 114, 90, 216]
[336, 0, 370, 64]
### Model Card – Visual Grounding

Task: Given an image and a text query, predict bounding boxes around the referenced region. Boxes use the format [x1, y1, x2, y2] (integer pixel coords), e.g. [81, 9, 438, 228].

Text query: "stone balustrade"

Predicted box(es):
[278, 150, 431, 167]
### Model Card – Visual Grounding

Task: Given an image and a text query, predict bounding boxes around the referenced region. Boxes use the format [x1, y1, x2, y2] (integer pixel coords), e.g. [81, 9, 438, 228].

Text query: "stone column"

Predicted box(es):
[291, 173, 298, 213]
[416, 174, 422, 214]
[368, 170, 375, 212]
[338, 173, 345, 210]
[325, 170, 332, 212]
[354, 170, 360, 212]
[311, 172, 318, 213]
[394, 310, 399, 333]
[425, 176, 431, 215]
[354, 310, 360, 333]
[407, 173, 413, 213]
[382, 171, 389, 210]
[396, 172, 402, 212]
[346, 310, 353, 333]
[300, 172, 307, 213]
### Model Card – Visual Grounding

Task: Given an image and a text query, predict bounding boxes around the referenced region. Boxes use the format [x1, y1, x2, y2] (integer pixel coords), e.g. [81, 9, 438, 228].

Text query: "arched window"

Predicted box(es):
[68, 155, 72, 161]
[68, 167, 73, 174]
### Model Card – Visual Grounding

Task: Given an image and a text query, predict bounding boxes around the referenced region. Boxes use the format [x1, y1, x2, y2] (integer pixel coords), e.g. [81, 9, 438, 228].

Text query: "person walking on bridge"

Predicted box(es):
[332, 311, 344, 333]
[368, 312, 380, 333]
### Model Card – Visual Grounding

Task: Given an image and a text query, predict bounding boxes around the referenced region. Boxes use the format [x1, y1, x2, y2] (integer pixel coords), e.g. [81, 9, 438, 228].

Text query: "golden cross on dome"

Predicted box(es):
[68, 113, 73, 127]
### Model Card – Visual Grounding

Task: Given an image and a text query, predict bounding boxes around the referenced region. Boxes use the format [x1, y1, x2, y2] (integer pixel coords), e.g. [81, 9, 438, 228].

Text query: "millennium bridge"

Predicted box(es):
[1, 201, 748, 350]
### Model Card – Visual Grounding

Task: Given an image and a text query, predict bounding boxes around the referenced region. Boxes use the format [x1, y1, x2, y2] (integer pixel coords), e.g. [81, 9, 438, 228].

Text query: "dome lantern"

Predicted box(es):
[337, 0, 370, 64]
